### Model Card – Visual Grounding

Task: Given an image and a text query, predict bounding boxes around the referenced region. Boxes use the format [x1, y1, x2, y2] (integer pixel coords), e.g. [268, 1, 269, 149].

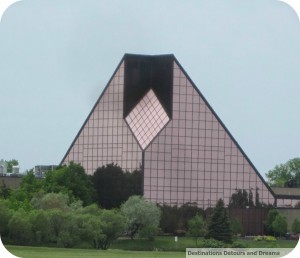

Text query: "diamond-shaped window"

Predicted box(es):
[125, 89, 170, 149]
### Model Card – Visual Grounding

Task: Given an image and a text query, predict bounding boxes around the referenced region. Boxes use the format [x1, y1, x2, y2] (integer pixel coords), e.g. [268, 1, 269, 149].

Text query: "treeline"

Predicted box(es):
[0, 163, 202, 248]
[0, 200, 124, 249]
[0, 162, 143, 210]
[2, 162, 298, 250]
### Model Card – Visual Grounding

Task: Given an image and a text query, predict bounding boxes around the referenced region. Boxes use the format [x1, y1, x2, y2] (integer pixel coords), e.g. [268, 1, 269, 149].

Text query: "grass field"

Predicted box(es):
[5, 237, 298, 258]
[111, 237, 298, 251]
[7, 246, 184, 258]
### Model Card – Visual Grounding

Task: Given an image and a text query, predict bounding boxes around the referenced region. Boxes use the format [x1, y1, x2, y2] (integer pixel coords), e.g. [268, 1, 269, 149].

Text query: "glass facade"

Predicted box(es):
[62, 54, 276, 209]
[62, 62, 142, 173]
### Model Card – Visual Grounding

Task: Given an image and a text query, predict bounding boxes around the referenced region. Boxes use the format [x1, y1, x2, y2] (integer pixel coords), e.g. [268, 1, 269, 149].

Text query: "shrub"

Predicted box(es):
[231, 240, 248, 248]
[254, 235, 263, 241]
[292, 218, 300, 234]
[254, 235, 276, 241]
[265, 236, 276, 241]
[231, 218, 243, 235]
[199, 239, 224, 248]
[272, 214, 287, 237]
[187, 214, 206, 246]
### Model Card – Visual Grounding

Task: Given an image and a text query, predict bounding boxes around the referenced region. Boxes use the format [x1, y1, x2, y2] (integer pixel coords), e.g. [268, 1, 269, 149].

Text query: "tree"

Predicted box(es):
[272, 214, 287, 237]
[48, 209, 68, 241]
[20, 170, 43, 199]
[29, 210, 51, 244]
[159, 203, 204, 234]
[266, 157, 300, 187]
[57, 213, 81, 248]
[0, 200, 12, 237]
[291, 218, 300, 234]
[121, 195, 161, 240]
[80, 214, 104, 249]
[91, 163, 143, 209]
[187, 214, 206, 246]
[76, 208, 124, 250]
[230, 217, 243, 236]
[43, 162, 94, 206]
[264, 209, 279, 235]
[8, 209, 33, 244]
[0, 180, 11, 199]
[206, 199, 233, 243]
[97, 210, 125, 249]
[31, 192, 70, 211]
[5, 159, 18, 173]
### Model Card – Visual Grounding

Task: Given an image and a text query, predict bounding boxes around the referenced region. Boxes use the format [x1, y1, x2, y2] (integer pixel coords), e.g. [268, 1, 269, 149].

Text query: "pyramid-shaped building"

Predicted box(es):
[61, 54, 275, 208]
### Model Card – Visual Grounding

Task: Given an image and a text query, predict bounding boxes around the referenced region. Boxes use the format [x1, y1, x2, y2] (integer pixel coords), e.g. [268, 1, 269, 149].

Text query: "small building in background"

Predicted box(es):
[34, 165, 58, 178]
[0, 160, 7, 175]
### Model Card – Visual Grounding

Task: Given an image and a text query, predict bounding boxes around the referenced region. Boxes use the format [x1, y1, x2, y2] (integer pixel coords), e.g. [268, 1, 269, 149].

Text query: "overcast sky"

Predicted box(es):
[0, 0, 299, 178]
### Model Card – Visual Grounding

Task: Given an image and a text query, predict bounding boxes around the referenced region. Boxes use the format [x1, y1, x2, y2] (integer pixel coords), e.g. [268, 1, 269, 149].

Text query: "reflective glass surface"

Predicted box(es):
[126, 89, 170, 149]
[62, 57, 279, 209]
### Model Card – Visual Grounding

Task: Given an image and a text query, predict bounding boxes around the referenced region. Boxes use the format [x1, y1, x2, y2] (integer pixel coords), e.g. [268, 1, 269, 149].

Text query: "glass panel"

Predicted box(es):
[125, 89, 170, 149]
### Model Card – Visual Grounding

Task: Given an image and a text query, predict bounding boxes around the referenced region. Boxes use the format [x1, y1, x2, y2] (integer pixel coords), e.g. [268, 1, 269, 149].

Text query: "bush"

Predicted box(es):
[254, 235, 264, 241]
[231, 240, 248, 248]
[292, 218, 300, 234]
[265, 236, 276, 241]
[231, 218, 243, 235]
[199, 239, 224, 248]
[254, 235, 276, 241]
[8, 209, 33, 245]
[272, 214, 287, 237]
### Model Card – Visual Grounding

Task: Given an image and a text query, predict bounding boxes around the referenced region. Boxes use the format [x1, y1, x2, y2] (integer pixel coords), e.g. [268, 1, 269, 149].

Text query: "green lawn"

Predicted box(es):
[6, 246, 184, 258]
[5, 237, 298, 258]
[111, 237, 298, 251]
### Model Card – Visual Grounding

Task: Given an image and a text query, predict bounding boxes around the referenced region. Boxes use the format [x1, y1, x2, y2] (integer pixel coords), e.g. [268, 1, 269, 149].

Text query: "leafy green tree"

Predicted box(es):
[206, 199, 233, 243]
[57, 213, 81, 248]
[187, 214, 206, 246]
[230, 217, 243, 236]
[5, 159, 18, 173]
[92, 164, 143, 209]
[291, 218, 300, 234]
[159, 204, 178, 234]
[0, 200, 12, 237]
[97, 209, 125, 249]
[159, 203, 204, 234]
[76, 203, 102, 216]
[20, 170, 43, 199]
[44, 162, 94, 205]
[31, 192, 70, 211]
[266, 157, 300, 187]
[272, 214, 287, 237]
[264, 209, 279, 235]
[48, 209, 68, 242]
[79, 214, 104, 249]
[0, 180, 11, 199]
[8, 209, 33, 244]
[177, 203, 204, 231]
[121, 195, 161, 240]
[6, 188, 33, 211]
[29, 210, 51, 244]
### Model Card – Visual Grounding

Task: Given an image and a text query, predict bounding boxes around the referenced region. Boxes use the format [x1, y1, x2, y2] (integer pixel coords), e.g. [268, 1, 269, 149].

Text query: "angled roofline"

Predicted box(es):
[60, 55, 127, 165]
[172, 56, 276, 199]
[61, 53, 174, 165]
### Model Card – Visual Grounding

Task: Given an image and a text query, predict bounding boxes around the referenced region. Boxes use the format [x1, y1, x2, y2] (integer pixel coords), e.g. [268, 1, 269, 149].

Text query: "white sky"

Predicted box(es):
[0, 0, 299, 178]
